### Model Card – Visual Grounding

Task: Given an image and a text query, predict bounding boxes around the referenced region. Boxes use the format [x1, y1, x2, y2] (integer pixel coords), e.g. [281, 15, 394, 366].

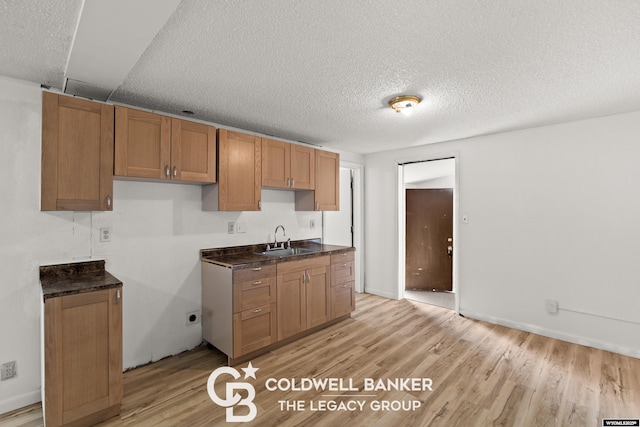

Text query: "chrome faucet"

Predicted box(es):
[274, 225, 286, 249]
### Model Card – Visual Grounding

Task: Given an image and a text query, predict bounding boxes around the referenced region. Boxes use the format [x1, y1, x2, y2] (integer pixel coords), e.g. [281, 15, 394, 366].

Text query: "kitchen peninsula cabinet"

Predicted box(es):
[202, 129, 262, 211]
[41, 261, 123, 427]
[41, 92, 114, 211]
[295, 149, 339, 211]
[115, 106, 216, 183]
[262, 138, 315, 190]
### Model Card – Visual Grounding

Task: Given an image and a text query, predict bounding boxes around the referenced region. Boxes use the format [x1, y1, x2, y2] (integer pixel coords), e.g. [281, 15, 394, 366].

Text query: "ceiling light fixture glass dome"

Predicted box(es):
[389, 95, 421, 114]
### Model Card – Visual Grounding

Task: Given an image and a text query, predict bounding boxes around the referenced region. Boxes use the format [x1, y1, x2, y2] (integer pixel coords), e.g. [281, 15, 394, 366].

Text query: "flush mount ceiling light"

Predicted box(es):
[389, 95, 421, 114]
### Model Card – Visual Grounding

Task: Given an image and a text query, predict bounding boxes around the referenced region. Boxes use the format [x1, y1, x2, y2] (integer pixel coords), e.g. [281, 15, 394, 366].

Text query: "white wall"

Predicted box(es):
[365, 110, 640, 358]
[0, 77, 323, 414]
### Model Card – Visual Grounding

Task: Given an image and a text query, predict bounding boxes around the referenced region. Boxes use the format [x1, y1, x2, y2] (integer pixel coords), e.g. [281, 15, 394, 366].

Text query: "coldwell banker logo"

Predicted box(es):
[207, 362, 259, 422]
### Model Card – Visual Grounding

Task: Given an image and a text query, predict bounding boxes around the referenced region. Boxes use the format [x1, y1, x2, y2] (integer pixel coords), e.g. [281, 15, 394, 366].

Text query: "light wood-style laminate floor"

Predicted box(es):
[1, 293, 639, 426]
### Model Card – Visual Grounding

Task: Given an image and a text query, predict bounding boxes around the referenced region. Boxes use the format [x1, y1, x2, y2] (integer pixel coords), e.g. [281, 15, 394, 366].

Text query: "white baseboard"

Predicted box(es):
[0, 389, 41, 416]
[461, 310, 640, 360]
[363, 288, 398, 300]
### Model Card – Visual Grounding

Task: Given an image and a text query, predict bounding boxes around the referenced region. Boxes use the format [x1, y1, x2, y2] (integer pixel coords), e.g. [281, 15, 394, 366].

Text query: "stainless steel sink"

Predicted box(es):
[255, 247, 317, 257]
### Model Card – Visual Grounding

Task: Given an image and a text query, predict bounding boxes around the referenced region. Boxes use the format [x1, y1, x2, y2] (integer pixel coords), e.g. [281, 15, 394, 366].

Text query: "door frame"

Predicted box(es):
[323, 160, 364, 293]
[397, 154, 460, 314]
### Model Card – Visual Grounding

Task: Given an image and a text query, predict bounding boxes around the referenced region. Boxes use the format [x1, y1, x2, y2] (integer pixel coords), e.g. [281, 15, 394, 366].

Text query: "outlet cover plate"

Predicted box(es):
[1, 361, 16, 381]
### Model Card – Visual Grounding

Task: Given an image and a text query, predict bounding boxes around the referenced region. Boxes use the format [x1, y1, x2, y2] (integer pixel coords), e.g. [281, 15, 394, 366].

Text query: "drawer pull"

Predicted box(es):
[252, 281, 262, 285]
[251, 267, 262, 271]
[251, 308, 262, 314]
[342, 284, 348, 288]
[342, 263, 348, 267]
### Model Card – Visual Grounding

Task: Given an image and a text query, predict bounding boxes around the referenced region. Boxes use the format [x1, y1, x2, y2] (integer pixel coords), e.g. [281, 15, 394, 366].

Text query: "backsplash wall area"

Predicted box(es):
[0, 77, 321, 414]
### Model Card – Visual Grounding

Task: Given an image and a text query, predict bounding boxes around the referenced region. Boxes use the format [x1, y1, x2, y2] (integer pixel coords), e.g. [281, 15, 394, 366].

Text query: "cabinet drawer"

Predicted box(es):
[233, 276, 276, 313]
[331, 260, 354, 286]
[331, 281, 355, 319]
[233, 264, 276, 283]
[330, 250, 354, 264]
[233, 303, 276, 357]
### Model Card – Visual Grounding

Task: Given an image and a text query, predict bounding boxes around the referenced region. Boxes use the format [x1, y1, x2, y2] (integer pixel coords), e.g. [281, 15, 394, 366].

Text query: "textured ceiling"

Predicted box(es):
[2, 0, 640, 154]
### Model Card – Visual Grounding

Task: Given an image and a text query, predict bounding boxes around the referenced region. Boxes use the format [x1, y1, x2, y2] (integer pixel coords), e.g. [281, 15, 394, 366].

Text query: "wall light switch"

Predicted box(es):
[227, 222, 236, 234]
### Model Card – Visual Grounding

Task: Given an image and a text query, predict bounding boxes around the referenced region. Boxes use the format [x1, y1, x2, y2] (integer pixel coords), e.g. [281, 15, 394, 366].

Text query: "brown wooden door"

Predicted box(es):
[41, 92, 114, 211]
[171, 118, 216, 183]
[218, 129, 262, 210]
[277, 270, 306, 339]
[405, 189, 453, 291]
[114, 106, 171, 179]
[44, 287, 122, 427]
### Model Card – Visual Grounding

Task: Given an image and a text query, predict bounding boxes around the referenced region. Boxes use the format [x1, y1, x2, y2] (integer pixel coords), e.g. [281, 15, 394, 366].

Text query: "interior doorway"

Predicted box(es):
[399, 158, 457, 311]
[323, 163, 364, 293]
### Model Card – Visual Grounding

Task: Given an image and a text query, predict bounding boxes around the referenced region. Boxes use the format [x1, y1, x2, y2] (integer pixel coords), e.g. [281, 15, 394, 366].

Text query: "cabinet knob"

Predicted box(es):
[342, 263, 347, 267]
[252, 281, 262, 285]
[165, 165, 170, 177]
[251, 267, 262, 271]
[173, 166, 177, 177]
[251, 308, 262, 314]
[116, 289, 121, 303]
[106, 195, 111, 209]
[258, 200, 262, 209]
[287, 178, 291, 187]
[291, 178, 295, 187]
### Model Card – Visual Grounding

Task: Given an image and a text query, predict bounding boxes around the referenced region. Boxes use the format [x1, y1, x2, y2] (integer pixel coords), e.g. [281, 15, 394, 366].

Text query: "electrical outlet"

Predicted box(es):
[186, 310, 200, 325]
[100, 227, 111, 242]
[227, 222, 236, 234]
[310, 219, 316, 229]
[545, 299, 559, 314]
[1, 361, 16, 381]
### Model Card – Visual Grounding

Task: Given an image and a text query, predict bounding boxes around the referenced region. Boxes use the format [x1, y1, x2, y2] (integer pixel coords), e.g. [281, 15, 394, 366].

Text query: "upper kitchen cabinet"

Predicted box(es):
[262, 138, 315, 190]
[203, 129, 262, 211]
[295, 150, 340, 211]
[115, 106, 216, 183]
[41, 92, 114, 211]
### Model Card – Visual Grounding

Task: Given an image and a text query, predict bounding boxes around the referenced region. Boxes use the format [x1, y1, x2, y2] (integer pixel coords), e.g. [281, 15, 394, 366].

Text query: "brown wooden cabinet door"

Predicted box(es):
[114, 106, 171, 179]
[233, 303, 276, 356]
[306, 265, 330, 328]
[315, 150, 339, 210]
[261, 138, 290, 188]
[277, 270, 306, 340]
[171, 118, 216, 183]
[290, 145, 315, 190]
[331, 281, 355, 319]
[44, 287, 122, 427]
[41, 92, 114, 211]
[218, 129, 262, 210]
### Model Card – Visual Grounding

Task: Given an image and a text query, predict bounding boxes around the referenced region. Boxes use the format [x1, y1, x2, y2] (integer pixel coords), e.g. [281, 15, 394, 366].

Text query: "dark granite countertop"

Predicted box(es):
[40, 260, 123, 301]
[201, 239, 354, 269]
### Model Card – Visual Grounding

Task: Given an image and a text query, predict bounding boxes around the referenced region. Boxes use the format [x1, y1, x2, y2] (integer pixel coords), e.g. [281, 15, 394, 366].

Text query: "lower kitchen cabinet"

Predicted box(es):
[277, 255, 331, 340]
[233, 303, 277, 356]
[331, 251, 356, 319]
[201, 245, 355, 365]
[44, 286, 123, 427]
